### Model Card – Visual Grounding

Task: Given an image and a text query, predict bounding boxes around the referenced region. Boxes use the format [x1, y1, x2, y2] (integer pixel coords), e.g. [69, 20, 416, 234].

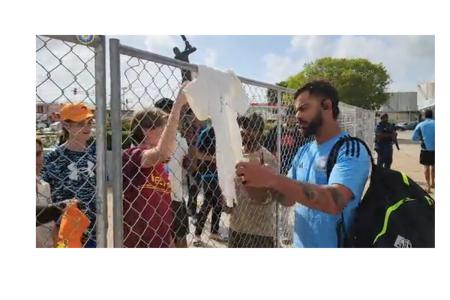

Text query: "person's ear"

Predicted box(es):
[321, 98, 332, 111]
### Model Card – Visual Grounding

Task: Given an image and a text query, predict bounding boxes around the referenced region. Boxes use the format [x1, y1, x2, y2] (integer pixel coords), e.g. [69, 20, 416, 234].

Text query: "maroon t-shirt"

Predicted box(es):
[122, 147, 173, 248]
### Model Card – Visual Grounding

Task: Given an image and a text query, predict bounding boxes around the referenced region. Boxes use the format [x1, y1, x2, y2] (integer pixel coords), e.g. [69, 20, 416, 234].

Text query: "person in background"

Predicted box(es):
[182, 112, 204, 218]
[192, 125, 227, 246]
[264, 106, 305, 175]
[412, 109, 435, 193]
[41, 103, 97, 247]
[375, 113, 397, 169]
[36, 138, 58, 248]
[122, 84, 188, 248]
[154, 97, 190, 248]
[229, 114, 279, 248]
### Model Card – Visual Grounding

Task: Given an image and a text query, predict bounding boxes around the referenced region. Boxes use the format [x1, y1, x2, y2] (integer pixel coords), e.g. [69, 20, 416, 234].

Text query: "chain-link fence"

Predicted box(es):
[36, 35, 107, 248]
[36, 36, 374, 248]
[109, 39, 375, 248]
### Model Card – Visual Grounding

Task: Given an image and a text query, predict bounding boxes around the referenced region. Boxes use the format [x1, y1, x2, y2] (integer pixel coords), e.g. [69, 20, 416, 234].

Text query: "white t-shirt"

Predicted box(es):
[168, 133, 189, 202]
[184, 65, 249, 205]
[36, 178, 57, 248]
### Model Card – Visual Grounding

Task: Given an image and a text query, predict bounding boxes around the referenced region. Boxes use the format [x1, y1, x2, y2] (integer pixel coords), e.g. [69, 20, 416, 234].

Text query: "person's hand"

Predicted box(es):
[56, 198, 80, 211]
[235, 161, 278, 188]
[234, 173, 271, 205]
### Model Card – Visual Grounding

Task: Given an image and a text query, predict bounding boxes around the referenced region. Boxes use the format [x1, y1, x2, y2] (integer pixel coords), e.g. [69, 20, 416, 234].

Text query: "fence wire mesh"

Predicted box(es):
[36, 36, 374, 248]
[36, 35, 106, 248]
[111, 42, 374, 248]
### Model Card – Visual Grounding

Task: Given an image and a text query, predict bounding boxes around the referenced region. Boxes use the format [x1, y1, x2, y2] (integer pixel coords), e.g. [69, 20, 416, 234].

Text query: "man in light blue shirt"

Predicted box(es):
[236, 80, 370, 248]
[412, 109, 435, 193]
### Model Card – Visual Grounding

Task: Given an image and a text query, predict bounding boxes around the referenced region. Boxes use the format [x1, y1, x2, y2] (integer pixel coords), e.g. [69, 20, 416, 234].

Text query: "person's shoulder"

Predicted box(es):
[336, 136, 371, 162]
[44, 146, 64, 161]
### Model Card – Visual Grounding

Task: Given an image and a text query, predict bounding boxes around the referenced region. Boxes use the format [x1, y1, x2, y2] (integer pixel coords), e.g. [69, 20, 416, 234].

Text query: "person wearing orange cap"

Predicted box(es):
[41, 102, 97, 247]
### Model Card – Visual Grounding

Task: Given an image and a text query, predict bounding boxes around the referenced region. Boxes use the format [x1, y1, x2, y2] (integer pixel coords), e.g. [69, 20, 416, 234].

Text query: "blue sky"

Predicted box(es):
[113, 35, 435, 92]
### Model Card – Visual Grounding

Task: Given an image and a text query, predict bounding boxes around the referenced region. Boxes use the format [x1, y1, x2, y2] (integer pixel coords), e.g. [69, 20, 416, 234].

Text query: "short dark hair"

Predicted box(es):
[154, 98, 173, 114]
[425, 109, 433, 119]
[294, 80, 340, 119]
[239, 113, 265, 133]
[381, 113, 389, 119]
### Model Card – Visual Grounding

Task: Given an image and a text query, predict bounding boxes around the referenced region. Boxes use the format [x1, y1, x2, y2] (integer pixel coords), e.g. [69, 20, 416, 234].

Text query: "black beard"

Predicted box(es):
[299, 110, 323, 138]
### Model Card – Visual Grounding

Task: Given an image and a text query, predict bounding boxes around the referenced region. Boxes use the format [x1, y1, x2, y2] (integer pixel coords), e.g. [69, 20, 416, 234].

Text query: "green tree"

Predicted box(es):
[266, 81, 294, 106]
[284, 57, 391, 110]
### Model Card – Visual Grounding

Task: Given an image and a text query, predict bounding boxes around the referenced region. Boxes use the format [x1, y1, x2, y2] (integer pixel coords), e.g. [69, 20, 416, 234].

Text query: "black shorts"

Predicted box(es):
[420, 150, 435, 166]
[171, 201, 189, 239]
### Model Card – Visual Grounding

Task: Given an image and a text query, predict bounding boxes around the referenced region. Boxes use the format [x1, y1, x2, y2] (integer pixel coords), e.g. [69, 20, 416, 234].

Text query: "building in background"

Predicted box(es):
[379, 92, 419, 123]
[417, 81, 435, 115]
[247, 103, 287, 121]
[36, 102, 64, 124]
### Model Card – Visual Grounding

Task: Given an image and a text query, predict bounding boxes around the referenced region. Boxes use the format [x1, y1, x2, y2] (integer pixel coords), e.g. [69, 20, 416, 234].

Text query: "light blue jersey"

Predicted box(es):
[287, 132, 370, 248]
[412, 118, 435, 151]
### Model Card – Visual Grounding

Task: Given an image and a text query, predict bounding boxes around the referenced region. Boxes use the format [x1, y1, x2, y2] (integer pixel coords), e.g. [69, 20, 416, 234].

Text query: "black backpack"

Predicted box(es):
[326, 135, 435, 248]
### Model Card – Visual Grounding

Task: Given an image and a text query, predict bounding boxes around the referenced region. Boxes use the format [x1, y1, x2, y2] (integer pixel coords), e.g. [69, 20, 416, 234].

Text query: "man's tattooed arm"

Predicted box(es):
[270, 175, 352, 214]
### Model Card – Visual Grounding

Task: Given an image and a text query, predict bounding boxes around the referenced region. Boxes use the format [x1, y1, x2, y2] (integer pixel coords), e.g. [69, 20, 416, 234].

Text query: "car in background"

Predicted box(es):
[396, 121, 419, 131]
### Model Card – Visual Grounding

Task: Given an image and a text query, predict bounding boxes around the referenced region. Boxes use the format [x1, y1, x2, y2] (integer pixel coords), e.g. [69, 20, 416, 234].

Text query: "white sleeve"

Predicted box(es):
[228, 71, 250, 115]
[183, 68, 210, 121]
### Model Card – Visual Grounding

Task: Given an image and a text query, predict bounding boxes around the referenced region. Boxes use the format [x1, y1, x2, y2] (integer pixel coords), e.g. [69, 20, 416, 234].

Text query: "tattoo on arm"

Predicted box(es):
[303, 184, 320, 202]
[300, 183, 348, 214]
[328, 186, 346, 211]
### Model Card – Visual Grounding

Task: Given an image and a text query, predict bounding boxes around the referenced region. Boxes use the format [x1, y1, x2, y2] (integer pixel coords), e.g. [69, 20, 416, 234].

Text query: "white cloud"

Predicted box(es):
[264, 35, 435, 91]
[203, 48, 218, 67]
[144, 35, 178, 57]
[262, 53, 304, 84]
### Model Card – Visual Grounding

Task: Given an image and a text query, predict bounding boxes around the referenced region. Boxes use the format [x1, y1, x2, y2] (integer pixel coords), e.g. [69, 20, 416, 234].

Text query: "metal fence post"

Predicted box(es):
[110, 38, 124, 247]
[275, 90, 283, 248]
[95, 35, 108, 248]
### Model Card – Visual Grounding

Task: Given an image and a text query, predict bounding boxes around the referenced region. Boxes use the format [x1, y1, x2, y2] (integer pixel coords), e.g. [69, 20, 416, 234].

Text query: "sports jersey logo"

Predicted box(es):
[394, 235, 412, 248]
[68, 161, 95, 180]
[315, 156, 328, 171]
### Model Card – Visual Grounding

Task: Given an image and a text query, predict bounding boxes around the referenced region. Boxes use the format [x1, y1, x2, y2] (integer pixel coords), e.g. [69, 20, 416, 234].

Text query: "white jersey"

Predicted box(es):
[184, 65, 249, 205]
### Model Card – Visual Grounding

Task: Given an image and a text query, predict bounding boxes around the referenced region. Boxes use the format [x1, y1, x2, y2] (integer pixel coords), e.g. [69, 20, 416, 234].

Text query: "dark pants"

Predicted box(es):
[376, 146, 393, 169]
[187, 172, 202, 214]
[195, 179, 223, 236]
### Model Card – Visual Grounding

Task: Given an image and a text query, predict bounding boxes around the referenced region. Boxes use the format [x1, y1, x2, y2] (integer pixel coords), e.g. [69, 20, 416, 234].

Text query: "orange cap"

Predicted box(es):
[60, 102, 94, 122]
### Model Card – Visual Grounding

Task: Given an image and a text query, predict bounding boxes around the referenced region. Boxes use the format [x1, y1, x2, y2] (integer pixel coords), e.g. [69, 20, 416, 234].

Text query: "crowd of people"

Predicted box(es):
[36, 79, 435, 248]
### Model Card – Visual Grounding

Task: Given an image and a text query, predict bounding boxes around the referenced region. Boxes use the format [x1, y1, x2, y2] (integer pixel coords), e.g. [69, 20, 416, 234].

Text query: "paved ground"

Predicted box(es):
[105, 130, 434, 248]
[390, 130, 435, 197]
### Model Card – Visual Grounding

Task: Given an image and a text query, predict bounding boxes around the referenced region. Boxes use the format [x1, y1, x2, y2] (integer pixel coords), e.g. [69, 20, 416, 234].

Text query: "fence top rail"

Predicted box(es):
[117, 41, 296, 95]
[41, 35, 102, 48]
